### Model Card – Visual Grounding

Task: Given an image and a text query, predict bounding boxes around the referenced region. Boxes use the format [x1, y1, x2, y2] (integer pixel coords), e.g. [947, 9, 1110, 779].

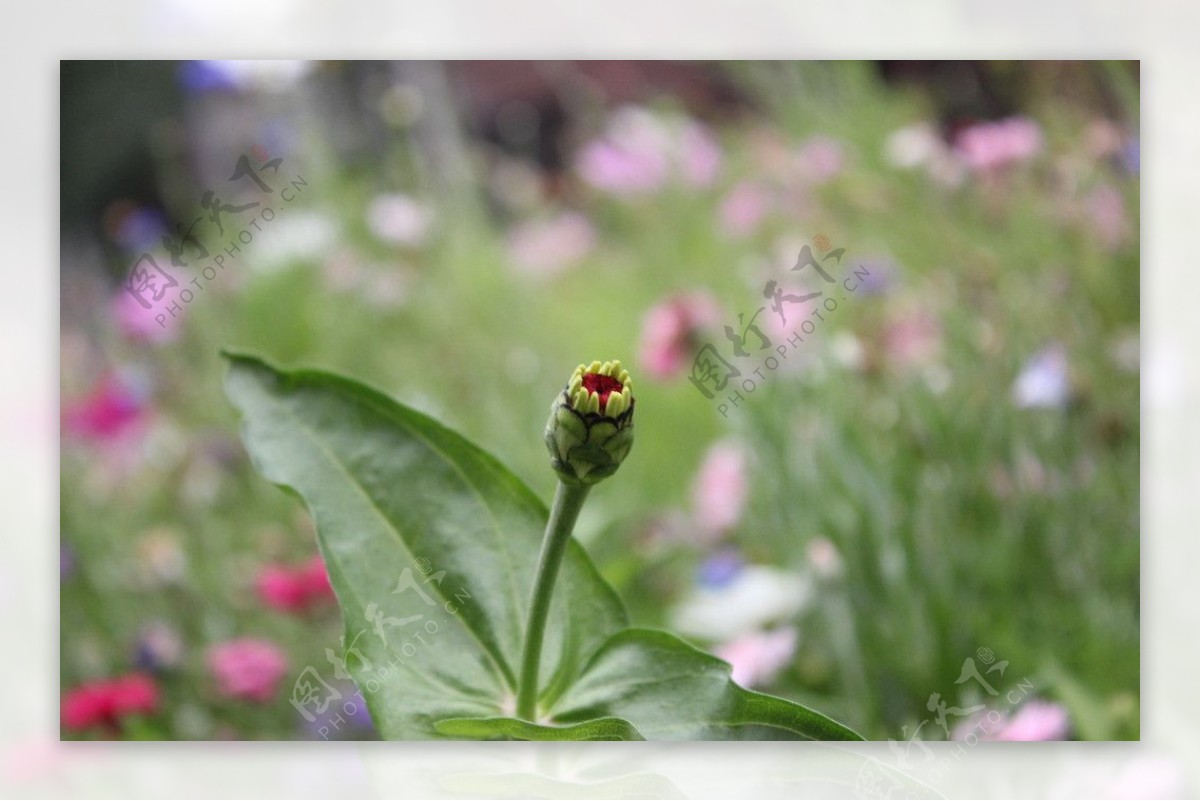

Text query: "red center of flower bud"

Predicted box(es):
[581, 373, 624, 412]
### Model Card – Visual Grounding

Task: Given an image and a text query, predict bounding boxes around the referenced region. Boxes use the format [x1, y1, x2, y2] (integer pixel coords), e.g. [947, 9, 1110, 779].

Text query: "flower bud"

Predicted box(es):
[544, 360, 635, 485]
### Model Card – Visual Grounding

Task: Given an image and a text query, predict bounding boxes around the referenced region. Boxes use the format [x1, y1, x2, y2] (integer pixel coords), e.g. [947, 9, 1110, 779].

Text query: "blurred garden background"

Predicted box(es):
[59, 60, 1139, 742]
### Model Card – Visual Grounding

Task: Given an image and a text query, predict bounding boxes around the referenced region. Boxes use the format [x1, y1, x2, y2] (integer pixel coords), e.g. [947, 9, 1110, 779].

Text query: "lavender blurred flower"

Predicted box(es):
[133, 620, 185, 673]
[179, 60, 312, 94]
[1120, 138, 1140, 175]
[691, 440, 750, 538]
[954, 117, 1043, 172]
[506, 211, 597, 277]
[1013, 344, 1071, 409]
[366, 193, 434, 247]
[715, 627, 799, 688]
[637, 291, 722, 379]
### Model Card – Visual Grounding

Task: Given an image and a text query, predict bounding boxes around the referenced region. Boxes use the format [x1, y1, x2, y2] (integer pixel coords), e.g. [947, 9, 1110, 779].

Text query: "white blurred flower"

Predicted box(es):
[672, 565, 812, 641]
[1013, 343, 1070, 409]
[366, 193, 434, 247]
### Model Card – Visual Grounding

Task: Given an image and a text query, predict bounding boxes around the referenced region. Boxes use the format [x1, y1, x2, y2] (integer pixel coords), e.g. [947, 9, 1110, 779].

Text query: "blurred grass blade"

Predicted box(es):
[435, 715, 645, 741]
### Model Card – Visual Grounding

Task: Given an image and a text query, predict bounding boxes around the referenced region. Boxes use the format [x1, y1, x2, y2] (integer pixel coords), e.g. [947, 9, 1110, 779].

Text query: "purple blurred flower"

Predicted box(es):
[697, 548, 744, 588]
[954, 117, 1043, 172]
[1013, 344, 1070, 409]
[108, 205, 169, 252]
[716, 627, 798, 688]
[300, 681, 376, 740]
[506, 211, 597, 277]
[718, 182, 773, 238]
[637, 291, 722, 379]
[1120, 138, 1140, 175]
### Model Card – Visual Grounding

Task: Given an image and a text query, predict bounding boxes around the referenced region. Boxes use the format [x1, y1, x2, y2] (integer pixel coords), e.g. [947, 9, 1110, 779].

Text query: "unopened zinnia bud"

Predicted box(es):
[544, 360, 635, 485]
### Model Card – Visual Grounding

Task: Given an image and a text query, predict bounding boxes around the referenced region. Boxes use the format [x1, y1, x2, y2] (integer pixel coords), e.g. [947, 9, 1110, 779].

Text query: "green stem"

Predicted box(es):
[516, 481, 591, 720]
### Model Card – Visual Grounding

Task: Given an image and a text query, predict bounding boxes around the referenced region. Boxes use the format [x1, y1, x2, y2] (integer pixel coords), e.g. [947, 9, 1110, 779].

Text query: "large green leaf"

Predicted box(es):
[223, 352, 862, 741]
[223, 352, 627, 738]
[549, 628, 863, 740]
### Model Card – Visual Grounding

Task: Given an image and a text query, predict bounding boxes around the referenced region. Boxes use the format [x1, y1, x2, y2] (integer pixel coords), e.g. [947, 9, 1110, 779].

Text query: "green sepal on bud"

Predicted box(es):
[544, 360, 635, 486]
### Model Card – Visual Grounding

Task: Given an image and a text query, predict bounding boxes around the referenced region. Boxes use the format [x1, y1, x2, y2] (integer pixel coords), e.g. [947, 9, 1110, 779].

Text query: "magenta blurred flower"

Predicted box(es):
[506, 212, 597, 277]
[112, 289, 182, 343]
[954, 117, 1043, 172]
[256, 555, 335, 613]
[796, 135, 845, 183]
[691, 440, 750, 536]
[718, 182, 773, 238]
[1013, 344, 1070, 409]
[62, 673, 159, 733]
[716, 627, 798, 688]
[679, 122, 723, 186]
[207, 638, 289, 703]
[637, 291, 722, 379]
[366, 193, 434, 247]
[62, 371, 150, 442]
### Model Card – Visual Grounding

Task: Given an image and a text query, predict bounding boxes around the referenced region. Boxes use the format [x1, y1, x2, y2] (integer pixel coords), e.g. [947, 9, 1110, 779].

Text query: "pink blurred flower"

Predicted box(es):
[796, 135, 845, 183]
[954, 117, 1043, 172]
[691, 440, 749, 535]
[716, 627, 798, 688]
[1084, 184, 1131, 250]
[992, 700, 1071, 741]
[679, 122, 723, 186]
[506, 212, 597, 277]
[256, 555, 334, 613]
[62, 673, 159, 732]
[718, 182, 773, 238]
[805, 537, 843, 580]
[207, 638, 289, 703]
[575, 106, 721, 195]
[637, 292, 723, 379]
[113, 290, 181, 343]
[62, 371, 150, 442]
[883, 311, 942, 370]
